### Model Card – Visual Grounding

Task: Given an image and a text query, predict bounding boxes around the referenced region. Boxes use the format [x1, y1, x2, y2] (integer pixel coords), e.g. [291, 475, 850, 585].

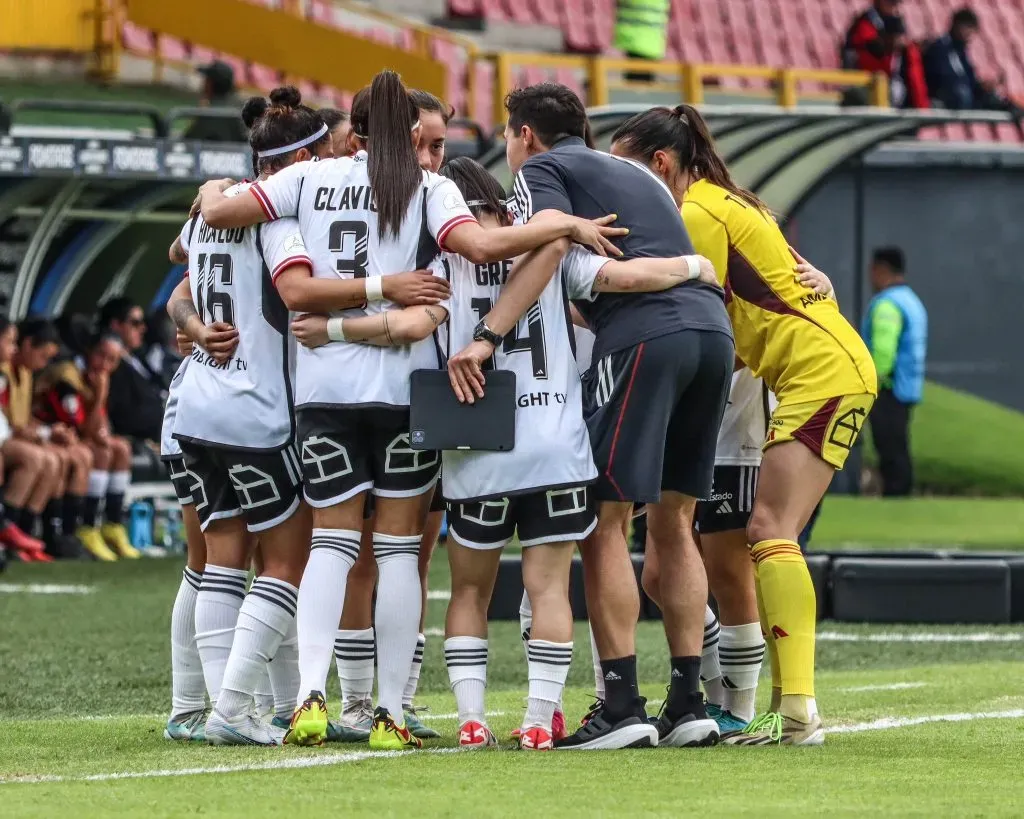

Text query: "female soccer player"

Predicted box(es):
[168, 86, 338, 746]
[610, 105, 877, 746]
[197, 69, 626, 750]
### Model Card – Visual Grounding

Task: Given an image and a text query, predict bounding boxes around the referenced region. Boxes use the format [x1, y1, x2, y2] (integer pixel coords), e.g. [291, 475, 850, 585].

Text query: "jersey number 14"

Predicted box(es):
[471, 298, 548, 379]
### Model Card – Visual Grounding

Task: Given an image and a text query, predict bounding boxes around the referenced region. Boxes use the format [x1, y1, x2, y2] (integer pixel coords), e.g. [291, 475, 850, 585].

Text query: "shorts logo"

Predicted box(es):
[716, 500, 733, 515]
[460, 499, 509, 527]
[384, 433, 439, 474]
[828, 407, 866, 451]
[228, 464, 281, 510]
[593, 356, 616, 408]
[186, 468, 207, 511]
[301, 435, 354, 484]
[547, 487, 587, 518]
[411, 429, 425, 445]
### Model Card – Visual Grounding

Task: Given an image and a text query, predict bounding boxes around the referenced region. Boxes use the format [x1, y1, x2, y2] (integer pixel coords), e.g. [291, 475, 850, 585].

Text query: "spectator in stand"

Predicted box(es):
[0, 317, 54, 563]
[99, 297, 165, 443]
[320, 108, 353, 158]
[35, 333, 140, 561]
[142, 310, 183, 389]
[861, 248, 928, 497]
[843, 5, 929, 109]
[184, 60, 248, 143]
[924, 8, 1024, 129]
[614, 0, 670, 82]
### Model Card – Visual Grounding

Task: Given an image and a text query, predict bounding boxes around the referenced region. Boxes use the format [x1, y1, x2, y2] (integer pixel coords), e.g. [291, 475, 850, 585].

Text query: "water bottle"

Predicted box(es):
[128, 501, 154, 549]
[166, 507, 185, 554]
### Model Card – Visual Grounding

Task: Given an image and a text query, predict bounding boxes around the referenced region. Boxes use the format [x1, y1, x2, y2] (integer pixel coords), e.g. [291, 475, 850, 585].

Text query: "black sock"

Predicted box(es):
[83, 495, 102, 528]
[63, 494, 84, 535]
[4, 503, 22, 530]
[600, 655, 640, 717]
[0, 499, 9, 529]
[666, 656, 704, 720]
[105, 492, 125, 526]
[42, 499, 64, 543]
[19, 508, 38, 536]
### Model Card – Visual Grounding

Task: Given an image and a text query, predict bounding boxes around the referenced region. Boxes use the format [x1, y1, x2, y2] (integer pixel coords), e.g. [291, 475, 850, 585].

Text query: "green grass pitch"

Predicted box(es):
[1, 557, 1022, 817]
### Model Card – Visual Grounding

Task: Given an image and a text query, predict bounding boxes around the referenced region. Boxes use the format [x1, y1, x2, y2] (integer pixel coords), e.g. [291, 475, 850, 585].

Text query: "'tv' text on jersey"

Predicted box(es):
[511, 136, 733, 362]
[172, 182, 304, 452]
[251, 153, 473, 409]
[436, 246, 606, 502]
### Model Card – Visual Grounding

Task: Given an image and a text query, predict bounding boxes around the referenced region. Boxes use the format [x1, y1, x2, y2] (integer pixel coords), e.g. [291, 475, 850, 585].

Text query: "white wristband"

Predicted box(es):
[364, 275, 384, 302]
[685, 255, 701, 281]
[326, 317, 347, 342]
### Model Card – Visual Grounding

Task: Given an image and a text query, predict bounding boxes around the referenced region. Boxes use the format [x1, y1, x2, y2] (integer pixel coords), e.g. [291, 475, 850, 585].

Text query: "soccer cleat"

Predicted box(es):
[284, 690, 329, 747]
[404, 705, 441, 739]
[101, 522, 141, 559]
[556, 700, 658, 751]
[706, 704, 749, 734]
[326, 699, 373, 743]
[164, 708, 210, 742]
[551, 709, 568, 741]
[459, 720, 497, 749]
[580, 697, 604, 727]
[76, 526, 118, 562]
[655, 710, 720, 748]
[206, 710, 285, 746]
[271, 715, 291, 731]
[369, 707, 422, 750]
[721, 711, 825, 746]
[0, 522, 46, 555]
[519, 726, 553, 751]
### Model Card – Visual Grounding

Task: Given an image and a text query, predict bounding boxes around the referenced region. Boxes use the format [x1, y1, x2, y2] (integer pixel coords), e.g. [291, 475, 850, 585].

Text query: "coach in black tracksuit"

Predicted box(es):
[448, 84, 734, 750]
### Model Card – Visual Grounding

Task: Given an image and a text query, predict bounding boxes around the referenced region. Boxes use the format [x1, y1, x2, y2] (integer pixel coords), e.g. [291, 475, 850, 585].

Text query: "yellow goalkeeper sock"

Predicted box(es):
[753, 560, 781, 711]
[750, 539, 817, 715]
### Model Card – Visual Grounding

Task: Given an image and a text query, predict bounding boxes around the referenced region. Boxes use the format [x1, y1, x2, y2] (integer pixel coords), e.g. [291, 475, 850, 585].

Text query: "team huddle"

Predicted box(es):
[161, 71, 877, 752]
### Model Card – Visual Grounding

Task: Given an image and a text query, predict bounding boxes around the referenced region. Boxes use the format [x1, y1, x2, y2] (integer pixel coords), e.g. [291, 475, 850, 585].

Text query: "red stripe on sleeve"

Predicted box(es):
[436, 215, 477, 252]
[272, 255, 313, 283]
[250, 184, 278, 221]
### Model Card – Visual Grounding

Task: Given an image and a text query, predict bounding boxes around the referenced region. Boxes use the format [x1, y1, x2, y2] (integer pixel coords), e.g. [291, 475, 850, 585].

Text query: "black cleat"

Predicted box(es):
[556, 700, 658, 750]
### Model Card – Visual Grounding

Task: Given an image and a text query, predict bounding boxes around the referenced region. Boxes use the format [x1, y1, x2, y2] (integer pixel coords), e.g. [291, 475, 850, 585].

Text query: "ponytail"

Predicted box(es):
[673, 104, 767, 211]
[612, 104, 768, 213]
[366, 70, 421, 240]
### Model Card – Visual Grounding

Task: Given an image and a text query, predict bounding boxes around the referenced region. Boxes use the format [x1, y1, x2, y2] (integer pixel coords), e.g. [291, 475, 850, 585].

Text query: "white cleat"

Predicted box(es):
[205, 710, 286, 747]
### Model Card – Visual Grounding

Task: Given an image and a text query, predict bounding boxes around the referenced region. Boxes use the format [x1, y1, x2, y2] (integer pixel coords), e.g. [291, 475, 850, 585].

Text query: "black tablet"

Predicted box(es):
[409, 369, 516, 452]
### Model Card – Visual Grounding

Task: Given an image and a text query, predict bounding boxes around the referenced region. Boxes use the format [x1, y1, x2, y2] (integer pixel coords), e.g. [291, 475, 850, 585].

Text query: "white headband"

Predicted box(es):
[465, 199, 487, 207]
[257, 123, 329, 158]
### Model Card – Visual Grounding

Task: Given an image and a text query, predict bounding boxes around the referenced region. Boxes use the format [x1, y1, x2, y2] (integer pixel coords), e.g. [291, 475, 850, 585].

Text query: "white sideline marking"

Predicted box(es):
[839, 682, 927, 693]
[424, 627, 445, 637]
[3, 710, 1023, 785]
[0, 583, 94, 595]
[426, 590, 451, 601]
[818, 631, 1023, 643]
[831, 709, 1024, 734]
[420, 710, 505, 721]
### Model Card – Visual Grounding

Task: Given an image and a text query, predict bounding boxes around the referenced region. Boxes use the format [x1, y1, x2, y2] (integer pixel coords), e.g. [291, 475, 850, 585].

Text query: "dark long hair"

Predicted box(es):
[366, 70, 421, 240]
[241, 86, 329, 176]
[409, 88, 453, 124]
[612, 104, 768, 211]
[439, 157, 506, 222]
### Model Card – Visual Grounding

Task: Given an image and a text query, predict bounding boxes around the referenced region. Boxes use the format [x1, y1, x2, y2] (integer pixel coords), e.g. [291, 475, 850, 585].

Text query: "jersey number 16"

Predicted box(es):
[195, 253, 235, 325]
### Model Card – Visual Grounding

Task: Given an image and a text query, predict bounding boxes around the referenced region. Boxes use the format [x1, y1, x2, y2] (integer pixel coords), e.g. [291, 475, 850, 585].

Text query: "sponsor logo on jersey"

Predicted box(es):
[443, 193, 462, 211]
[284, 233, 306, 254]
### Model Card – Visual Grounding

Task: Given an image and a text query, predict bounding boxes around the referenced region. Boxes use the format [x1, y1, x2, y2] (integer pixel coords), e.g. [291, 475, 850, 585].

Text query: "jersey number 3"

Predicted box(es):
[195, 253, 235, 325]
[329, 221, 368, 279]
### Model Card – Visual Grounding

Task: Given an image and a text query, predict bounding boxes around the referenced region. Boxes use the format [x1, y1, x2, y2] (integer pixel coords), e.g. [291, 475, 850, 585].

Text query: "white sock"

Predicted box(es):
[254, 667, 274, 719]
[217, 576, 298, 719]
[403, 633, 425, 709]
[701, 604, 724, 707]
[86, 470, 110, 526]
[373, 533, 422, 720]
[589, 622, 605, 700]
[524, 640, 572, 730]
[109, 469, 131, 493]
[519, 591, 532, 644]
[170, 567, 205, 718]
[444, 636, 487, 725]
[720, 622, 765, 722]
[335, 627, 375, 708]
[295, 529, 359, 705]
[195, 565, 248, 705]
[270, 615, 300, 721]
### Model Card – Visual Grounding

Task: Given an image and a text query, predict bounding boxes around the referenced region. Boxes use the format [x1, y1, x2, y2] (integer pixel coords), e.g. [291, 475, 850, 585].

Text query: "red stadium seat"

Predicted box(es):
[943, 123, 969, 141]
[994, 122, 1022, 144]
[190, 44, 216, 64]
[530, 0, 561, 27]
[448, 0, 482, 19]
[472, 59, 496, 129]
[480, 0, 510, 22]
[249, 63, 280, 92]
[562, 0, 598, 52]
[121, 22, 154, 56]
[916, 126, 944, 141]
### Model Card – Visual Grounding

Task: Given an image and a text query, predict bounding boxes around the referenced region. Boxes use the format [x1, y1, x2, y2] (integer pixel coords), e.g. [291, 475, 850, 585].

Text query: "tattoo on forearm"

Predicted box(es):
[382, 312, 394, 345]
[594, 272, 610, 289]
[424, 307, 442, 328]
[169, 297, 199, 332]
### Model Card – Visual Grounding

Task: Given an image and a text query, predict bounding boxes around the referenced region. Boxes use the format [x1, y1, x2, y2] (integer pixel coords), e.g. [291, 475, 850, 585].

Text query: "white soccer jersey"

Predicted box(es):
[716, 368, 776, 467]
[252, 153, 473, 409]
[437, 246, 606, 501]
[172, 183, 304, 452]
[160, 356, 188, 458]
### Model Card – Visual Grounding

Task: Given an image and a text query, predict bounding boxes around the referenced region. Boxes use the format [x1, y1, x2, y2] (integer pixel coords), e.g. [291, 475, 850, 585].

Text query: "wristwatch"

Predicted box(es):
[472, 320, 503, 346]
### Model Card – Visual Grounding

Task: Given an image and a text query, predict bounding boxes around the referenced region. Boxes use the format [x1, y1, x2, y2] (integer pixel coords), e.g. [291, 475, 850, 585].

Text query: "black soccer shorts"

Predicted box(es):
[582, 329, 734, 504]
[447, 485, 596, 550]
[164, 455, 195, 507]
[695, 465, 760, 534]
[297, 406, 440, 508]
[179, 442, 303, 533]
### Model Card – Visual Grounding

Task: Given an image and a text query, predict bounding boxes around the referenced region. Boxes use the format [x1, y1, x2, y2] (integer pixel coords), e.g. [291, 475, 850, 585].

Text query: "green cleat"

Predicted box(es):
[403, 705, 441, 740]
[164, 708, 210, 742]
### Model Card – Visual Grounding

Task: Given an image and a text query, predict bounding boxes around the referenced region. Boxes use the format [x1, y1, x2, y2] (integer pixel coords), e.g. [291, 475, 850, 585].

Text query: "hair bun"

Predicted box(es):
[241, 96, 269, 129]
[269, 85, 302, 109]
[671, 104, 688, 119]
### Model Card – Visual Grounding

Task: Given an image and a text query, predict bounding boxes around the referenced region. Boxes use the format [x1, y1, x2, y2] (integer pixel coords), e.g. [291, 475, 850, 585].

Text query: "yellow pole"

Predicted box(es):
[493, 52, 513, 128]
[588, 56, 608, 107]
[777, 68, 797, 108]
[680, 63, 703, 104]
[870, 71, 890, 107]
